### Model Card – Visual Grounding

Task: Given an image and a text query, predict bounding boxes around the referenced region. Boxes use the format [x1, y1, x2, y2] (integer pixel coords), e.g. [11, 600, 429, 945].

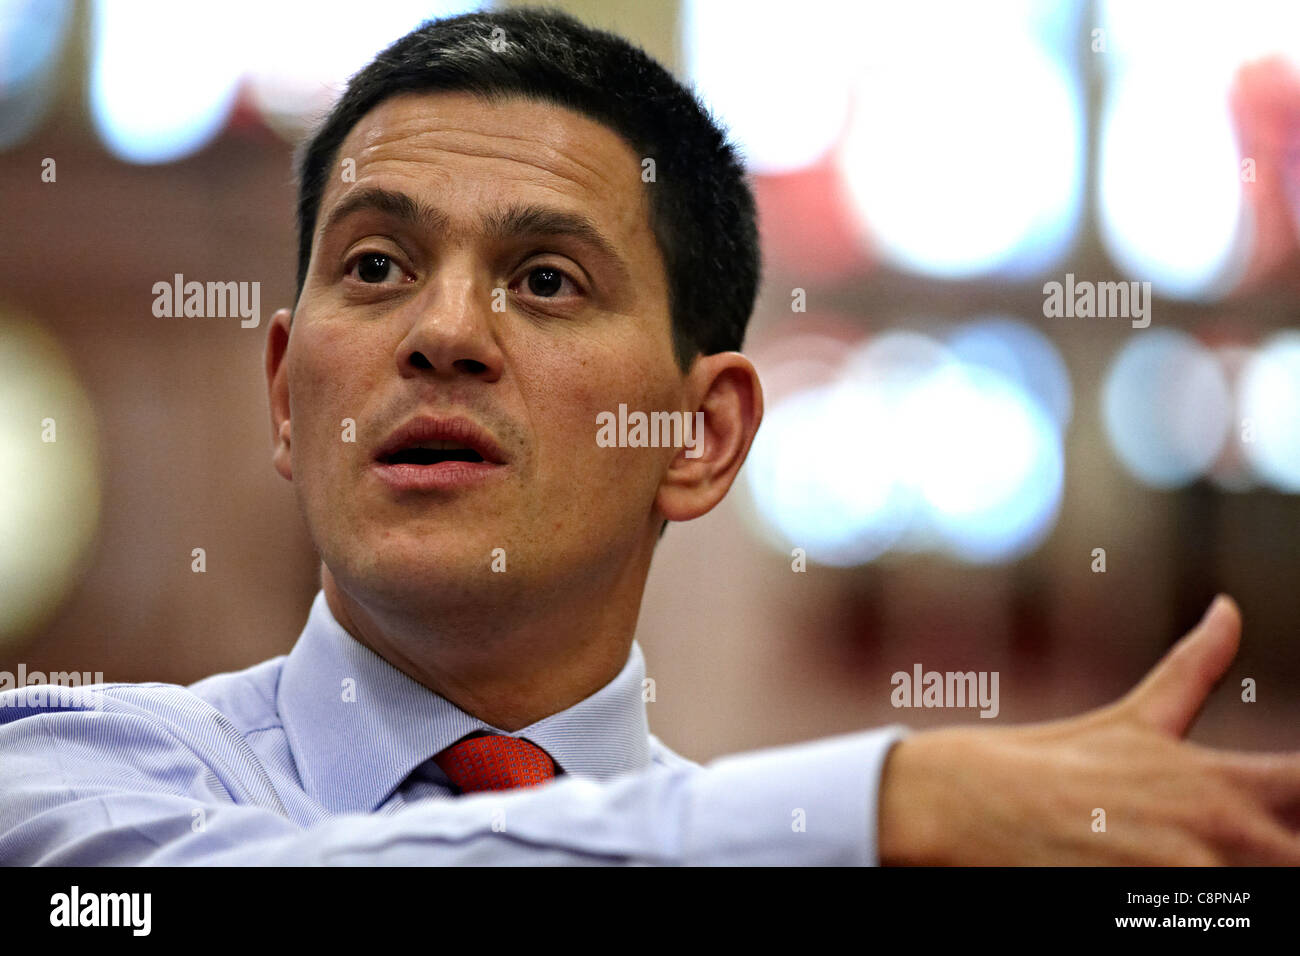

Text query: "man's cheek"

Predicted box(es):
[294, 355, 368, 444]
[534, 423, 623, 511]
[527, 381, 610, 468]
[580, 439, 654, 509]
[543, 375, 604, 425]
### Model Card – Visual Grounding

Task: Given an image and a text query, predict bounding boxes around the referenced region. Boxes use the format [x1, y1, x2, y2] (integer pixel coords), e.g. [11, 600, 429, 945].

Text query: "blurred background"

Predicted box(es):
[2, 0, 1298, 761]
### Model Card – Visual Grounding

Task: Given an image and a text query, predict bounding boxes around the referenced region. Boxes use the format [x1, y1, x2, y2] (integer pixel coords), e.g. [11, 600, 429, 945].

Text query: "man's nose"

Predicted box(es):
[395, 260, 504, 381]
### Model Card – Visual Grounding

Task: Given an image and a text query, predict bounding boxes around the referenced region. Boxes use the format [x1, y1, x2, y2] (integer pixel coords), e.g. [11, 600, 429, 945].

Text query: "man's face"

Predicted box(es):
[274, 91, 683, 611]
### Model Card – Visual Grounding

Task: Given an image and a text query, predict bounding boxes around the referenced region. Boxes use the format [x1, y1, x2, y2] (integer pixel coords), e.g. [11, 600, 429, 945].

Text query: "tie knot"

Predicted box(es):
[433, 732, 558, 794]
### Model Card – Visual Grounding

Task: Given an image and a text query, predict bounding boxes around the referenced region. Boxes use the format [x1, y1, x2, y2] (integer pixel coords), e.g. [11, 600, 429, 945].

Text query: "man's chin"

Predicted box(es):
[326, 539, 515, 604]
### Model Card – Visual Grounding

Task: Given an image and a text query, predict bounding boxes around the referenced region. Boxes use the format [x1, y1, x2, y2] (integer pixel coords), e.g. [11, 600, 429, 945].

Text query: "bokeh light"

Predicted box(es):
[90, 0, 244, 163]
[245, 0, 483, 138]
[836, 4, 1083, 279]
[744, 320, 1067, 565]
[90, 0, 485, 161]
[1101, 329, 1232, 488]
[0, 0, 73, 151]
[1239, 331, 1300, 492]
[945, 318, 1073, 430]
[1097, 68, 1247, 300]
[683, 0, 862, 174]
[0, 316, 101, 645]
[903, 361, 1063, 563]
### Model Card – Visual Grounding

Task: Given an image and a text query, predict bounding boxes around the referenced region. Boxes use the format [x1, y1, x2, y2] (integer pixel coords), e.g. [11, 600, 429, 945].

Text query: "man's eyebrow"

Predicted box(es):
[484, 203, 630, 280]
[319, 187, 448, 238]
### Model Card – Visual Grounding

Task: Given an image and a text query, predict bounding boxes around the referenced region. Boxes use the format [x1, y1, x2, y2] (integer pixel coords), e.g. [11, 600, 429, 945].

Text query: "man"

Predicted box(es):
[1, 8, 1296, 866]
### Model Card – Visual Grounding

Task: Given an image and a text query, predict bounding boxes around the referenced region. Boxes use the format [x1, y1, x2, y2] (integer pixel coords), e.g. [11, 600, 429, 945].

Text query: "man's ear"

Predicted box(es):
[265, 307, 293, 482]
[655, 351, 763, 524]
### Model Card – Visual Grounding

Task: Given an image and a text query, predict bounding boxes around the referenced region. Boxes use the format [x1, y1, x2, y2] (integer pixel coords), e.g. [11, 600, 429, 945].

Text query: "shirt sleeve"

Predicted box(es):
[0, 698, 910, 866]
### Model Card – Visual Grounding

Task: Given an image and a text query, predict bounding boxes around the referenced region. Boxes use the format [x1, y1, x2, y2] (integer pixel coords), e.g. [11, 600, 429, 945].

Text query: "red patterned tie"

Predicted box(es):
[433, 732, 558, 794]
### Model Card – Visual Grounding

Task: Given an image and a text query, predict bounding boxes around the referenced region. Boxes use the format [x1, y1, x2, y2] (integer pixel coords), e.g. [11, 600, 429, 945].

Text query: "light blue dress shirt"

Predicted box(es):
[0, 591, 909, 865]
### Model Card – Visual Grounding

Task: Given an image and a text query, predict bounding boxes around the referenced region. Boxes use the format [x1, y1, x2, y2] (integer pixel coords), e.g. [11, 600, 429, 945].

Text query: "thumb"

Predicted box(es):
[1118, 594, 1242, 737]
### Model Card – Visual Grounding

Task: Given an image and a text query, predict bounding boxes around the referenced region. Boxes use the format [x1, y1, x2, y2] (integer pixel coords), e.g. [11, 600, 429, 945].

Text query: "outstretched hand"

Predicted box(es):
[878, 596, 1300, 865]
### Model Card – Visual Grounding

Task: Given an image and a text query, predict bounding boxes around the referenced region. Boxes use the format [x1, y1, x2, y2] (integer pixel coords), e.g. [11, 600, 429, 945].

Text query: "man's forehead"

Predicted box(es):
[322, 91, 644, 223]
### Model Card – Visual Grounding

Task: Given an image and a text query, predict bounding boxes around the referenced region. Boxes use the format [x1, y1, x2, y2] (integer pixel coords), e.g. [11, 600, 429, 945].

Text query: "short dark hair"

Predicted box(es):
[293, 7, 760, 368]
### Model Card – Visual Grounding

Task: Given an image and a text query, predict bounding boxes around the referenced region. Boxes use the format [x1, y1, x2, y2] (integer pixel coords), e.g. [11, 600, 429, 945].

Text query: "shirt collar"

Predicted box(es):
[278, 590, 652, 813]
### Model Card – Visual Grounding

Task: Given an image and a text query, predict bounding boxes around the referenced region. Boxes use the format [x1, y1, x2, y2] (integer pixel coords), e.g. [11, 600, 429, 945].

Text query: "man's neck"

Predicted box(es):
[320, 565, 644, 732]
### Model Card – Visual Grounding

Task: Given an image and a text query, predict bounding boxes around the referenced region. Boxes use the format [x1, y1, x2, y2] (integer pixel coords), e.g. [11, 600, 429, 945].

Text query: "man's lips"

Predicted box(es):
[373, 415, 507, 466]
[371, 416, 508, 491]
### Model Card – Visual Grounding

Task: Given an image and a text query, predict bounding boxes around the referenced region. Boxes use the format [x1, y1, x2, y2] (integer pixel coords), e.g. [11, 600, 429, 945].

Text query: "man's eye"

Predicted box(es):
[518, 266, 578, 299]
[348, 253, 400, 284]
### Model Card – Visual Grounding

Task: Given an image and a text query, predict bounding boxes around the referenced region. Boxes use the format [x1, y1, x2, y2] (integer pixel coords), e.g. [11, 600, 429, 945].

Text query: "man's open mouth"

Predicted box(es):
[371, 416, 508, 487]
[379, 441, 486, 466]
[371, 416, 506, 490]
